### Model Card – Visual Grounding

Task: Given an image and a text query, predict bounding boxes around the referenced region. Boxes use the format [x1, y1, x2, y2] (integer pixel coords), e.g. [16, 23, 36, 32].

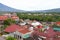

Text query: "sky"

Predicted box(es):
[0, 0, 60, 11]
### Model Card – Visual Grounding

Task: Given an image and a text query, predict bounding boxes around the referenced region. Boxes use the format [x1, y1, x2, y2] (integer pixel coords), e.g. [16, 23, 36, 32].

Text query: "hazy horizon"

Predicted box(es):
[0, 0, 60, 11]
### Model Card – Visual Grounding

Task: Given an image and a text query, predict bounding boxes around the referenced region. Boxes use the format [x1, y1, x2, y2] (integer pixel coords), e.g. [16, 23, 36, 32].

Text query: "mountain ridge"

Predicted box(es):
[0, 3, 24, 12]
[0, 3, 60, 12]
[30, 8, 60, 12]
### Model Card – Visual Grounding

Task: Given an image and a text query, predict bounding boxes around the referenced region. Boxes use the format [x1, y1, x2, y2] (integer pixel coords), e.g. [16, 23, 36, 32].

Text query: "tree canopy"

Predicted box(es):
[6, 36, 17, 40]
[17, 12, 60, 22]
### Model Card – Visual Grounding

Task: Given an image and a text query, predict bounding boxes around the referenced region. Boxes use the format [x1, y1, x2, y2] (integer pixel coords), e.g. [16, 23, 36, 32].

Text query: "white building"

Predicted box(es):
[31, 21, 42, 27]
[13, 29, 33, 40]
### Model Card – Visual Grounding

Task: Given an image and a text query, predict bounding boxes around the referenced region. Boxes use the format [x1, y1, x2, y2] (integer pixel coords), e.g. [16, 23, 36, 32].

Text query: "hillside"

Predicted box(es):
[0, 3, 23, 12]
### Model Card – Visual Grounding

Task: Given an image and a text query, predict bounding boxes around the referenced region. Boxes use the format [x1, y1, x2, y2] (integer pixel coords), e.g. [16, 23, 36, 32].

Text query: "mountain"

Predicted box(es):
[0, 3, 24, 12]
[31, 8, 60, 12]
[0, 3, 60, 12]
[42, 8, 60, 12]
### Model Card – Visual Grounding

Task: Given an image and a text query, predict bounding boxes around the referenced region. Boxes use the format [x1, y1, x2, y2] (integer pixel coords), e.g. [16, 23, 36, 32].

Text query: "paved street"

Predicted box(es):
[0, 36, 5, 40]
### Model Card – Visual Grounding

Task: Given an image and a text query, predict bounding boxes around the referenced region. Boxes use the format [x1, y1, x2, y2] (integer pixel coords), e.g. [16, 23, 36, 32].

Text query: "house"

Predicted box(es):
[24, 19, 30, 22]
[31, 20, 42, 28]
[29, 26, 34, 31]
[19, 19, 31, 26]
[14, 29, 33, 40]
[0, 15, 8, 33]
[4, 24, 21, 33]
[53, 22, 60, 31]
[11, 12, 17, 16]
[0, 15, 8, 24]
[21, 25, 28, 29]
[3, 13, 11, 17]
[11, 16, 19, 21]
[33, 27, 57, 40]
[19, 22, 26, 26]
[0, 15, 8, 20]
[24, 19, 32, 25]
[56, 22, 60, 26]
[4, 24, 33, 40]
[3, 13, 19, 22]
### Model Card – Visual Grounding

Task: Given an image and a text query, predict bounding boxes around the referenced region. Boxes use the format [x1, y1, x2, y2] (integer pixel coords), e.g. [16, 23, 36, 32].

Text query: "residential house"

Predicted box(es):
[3, 13, 11, 17]
[0, 15, 8, 33]
[3, 13, 19, 22]
[56, 22, 60, 26]
[24, 19, 32, 25]
[19, 19, 24, 22]
[14, 29, 33, 40]
[11, 16, 19, 22]
[4, 24, 21, 33]
[0, 15, 8, 24]
[31, 20, 42, 28]
[4, 24, 33, 40]
[19, 22, 26, 26]
[53, 22, 60, 31]
[11, 12, 17, 16]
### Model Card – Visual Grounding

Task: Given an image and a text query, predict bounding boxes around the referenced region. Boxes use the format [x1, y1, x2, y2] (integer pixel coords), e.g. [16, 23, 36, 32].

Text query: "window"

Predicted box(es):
[20, 36, 22, 39]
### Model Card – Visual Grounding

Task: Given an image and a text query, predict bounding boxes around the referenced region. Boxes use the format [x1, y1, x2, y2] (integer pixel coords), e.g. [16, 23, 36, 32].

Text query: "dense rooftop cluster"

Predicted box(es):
[0, 13, 60, 40]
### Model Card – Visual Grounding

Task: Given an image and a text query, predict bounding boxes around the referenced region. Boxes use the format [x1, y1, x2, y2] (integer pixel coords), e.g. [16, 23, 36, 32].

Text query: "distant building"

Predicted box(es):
[19, 22, 26, 26]
[31, 20, 42, 27]
[11, 16, 19, 21]
[56, 22, 60, 26]
[0, 15, 8, 24]
[11, 12, 17, 16]
[3, 13, 11, 17]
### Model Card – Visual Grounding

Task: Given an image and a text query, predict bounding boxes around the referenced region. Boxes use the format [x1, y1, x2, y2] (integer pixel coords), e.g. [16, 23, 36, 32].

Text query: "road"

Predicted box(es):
[0, 36, 5, 40]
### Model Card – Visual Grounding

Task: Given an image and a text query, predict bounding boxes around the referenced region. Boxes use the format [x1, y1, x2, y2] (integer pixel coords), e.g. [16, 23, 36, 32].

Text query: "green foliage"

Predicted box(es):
[17, 12, 60, 22]
[3, 18, 16, 29]
[4, 18, 16, 25]
[6, 36, 17, 40]
[4, 19, 10, 25]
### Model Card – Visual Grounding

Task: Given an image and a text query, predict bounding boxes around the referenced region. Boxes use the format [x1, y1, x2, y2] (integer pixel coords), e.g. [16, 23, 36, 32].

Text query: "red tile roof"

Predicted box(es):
[11, 16, 19, 20]
[18, 29, 30, 34]
[0, 16, 8, 20]
[5, 24, 31, 34]
[4, 24, 21, 32]
[56, 22, 60, 25]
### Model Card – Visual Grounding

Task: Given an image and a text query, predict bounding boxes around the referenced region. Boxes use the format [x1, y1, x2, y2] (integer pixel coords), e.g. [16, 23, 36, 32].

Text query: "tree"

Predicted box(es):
[4, 18, 16, 25]
[16, 12, 60, 22]
[3, 18, 16, 29]
[6, 36, 17, 40]
[4, 19, 10, 25]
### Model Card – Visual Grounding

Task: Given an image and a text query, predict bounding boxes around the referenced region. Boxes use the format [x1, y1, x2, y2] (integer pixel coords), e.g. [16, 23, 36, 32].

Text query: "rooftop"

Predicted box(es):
[18, 29, 30, 34]
[4, 24, 21, 32]
[0, 15, 8, 20]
